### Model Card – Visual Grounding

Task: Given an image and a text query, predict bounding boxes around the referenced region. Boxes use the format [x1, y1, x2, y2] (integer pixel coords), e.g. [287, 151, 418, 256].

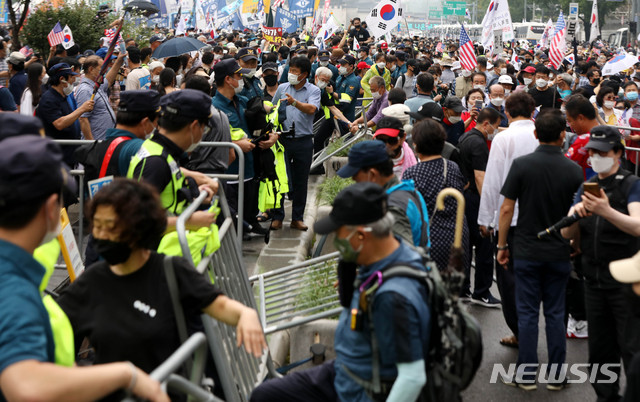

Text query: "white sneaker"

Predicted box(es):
[570, 320, 588, 339]
[566, 315, 576, 338]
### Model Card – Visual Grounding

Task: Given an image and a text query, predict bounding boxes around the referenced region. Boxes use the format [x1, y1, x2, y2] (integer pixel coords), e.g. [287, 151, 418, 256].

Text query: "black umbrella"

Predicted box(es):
[124, 0, 159, 17]
[152, 37, 206, 59]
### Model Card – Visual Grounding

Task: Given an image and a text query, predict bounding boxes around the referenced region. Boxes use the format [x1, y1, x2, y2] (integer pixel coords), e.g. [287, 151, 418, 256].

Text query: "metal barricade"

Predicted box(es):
[249, 252, 342, 335]
[176, 186, 281, 402]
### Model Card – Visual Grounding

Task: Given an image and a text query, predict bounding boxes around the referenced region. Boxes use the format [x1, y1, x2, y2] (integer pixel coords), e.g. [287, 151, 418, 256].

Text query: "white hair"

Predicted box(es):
[346, 212, 395, 238]
[315, 66, 333, 79]
[369, 75, 385, 88]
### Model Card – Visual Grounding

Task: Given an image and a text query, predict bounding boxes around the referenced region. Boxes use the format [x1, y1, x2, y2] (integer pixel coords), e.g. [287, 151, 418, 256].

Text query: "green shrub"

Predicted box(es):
[316, 176, 354, 206]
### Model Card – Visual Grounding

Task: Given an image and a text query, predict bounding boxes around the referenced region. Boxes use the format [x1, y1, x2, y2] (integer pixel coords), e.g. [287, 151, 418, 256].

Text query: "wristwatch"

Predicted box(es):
[292, 100, 298, 108]
[497, 244, 509, 251]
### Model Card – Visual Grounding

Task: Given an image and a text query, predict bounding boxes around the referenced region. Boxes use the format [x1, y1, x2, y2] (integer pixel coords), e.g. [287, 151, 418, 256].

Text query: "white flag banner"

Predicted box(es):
[365, 0, 403, 39]
[539, 18, 553, 49]
[61, 25, 74, 50]
[353, 36, 360, 51]
[314, 15, 340, 49]
[589, 0, 600, 43]
[481, 0, 514, 50]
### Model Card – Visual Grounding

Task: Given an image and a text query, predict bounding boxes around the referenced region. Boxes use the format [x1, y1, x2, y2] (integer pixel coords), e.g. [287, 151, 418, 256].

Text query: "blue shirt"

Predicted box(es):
[273, 81, 321, 137]
[36, 87, 80, 166]
[0, 87, 16, 111]
[334, 241, 430, 402]
[336, 72, 361, 122]
[404, 94, 434, 115]
[8, 70, 27, 105]
[212, 92, 254, 179]
[104, 128, 145, 176]
[75, 78, 116, 141]
[0, 239, 55, 392]
[239, 75, 263, 100]
[310, 62, 339, 86]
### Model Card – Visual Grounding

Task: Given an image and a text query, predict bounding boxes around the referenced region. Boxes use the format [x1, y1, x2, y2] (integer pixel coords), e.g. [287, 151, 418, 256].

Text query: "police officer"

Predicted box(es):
[562, 126, 640, 401]
[250, 182, 430, 402]
[335, 55, 361, 122]
[310, 50, 338, 86]
[127, 89, 219, 229]
[237, 47, 262, 100]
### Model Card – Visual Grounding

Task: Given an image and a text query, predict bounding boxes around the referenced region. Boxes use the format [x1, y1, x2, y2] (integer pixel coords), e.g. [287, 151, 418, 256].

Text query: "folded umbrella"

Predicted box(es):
[152, 37, 206, 59]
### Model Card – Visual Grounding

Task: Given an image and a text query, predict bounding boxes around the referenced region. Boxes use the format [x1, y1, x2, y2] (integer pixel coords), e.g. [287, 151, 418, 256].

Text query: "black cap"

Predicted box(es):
[237, 47, 259, 61]
[149, 34, 166, 44]
[395, 51, 406, 61]
[338, 55, 356, 65]
[585, 125, 623, 152]
[337, 141, 389, 178]
[48, 63, 79, 79]
[160, 89, 213, 121]
[213, 58, 250, 80]
[118, 90, 162, 113]
[0, 136, 76, 207]
[359, 46, 369, 54]
[407, 102, 444, 122]
[262, 62, 278, 72]
[318, 50, 330, 61]
[442, 96, 464, 113]
[0, 114, 44, 140]
[314, 182, 389, 234]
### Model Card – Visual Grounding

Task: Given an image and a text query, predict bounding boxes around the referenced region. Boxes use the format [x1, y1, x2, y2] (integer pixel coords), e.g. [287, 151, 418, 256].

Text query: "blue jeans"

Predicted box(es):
[272, 136, 313, 222]
[514, 259, 571, 381]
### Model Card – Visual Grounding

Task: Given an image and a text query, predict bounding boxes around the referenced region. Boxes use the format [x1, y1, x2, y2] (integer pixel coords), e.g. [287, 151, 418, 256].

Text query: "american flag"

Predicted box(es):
[104, 28, 123, 45]
[549, 12, 566, 69]
[19, 46, 33, 58]
[458, 24, 477, 71]
[436, 42, 443, 53]
[47, 22, 64, 47]
[272, 0, 285, 8]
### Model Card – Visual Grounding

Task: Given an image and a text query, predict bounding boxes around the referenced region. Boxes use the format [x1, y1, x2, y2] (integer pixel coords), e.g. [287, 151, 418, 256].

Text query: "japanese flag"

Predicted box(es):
[61, 25, 74, 50]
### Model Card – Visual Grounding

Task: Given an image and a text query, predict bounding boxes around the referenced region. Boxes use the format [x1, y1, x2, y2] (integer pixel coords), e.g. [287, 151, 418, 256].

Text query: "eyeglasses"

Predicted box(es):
[375, 135, 398, 145]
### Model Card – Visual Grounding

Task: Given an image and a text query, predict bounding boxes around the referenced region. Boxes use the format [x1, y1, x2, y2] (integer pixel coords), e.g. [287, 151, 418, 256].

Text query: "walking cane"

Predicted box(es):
[436, 188, 466, 297]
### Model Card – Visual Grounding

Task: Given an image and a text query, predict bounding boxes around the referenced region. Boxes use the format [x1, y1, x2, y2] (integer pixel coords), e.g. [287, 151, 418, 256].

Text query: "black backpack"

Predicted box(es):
[361, 258, 483, 402]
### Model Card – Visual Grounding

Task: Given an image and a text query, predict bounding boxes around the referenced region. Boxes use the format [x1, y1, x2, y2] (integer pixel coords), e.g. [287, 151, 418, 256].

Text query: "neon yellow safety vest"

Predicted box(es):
[230, 126, 248, 141]
[34, 239, 75, 367]
[258, 140, 289, 211]
[127, 139, 187, 215]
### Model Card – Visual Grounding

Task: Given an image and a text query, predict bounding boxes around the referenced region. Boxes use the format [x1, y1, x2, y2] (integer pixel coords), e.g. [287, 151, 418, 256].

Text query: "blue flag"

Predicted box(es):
[288, 0, 313, 18]
[275, 7, 298, 33]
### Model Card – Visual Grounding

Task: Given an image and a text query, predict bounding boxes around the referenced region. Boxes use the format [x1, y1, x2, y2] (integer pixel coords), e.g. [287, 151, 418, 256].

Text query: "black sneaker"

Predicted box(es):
[471, 294, 502, 308]
[247, 224, 268, 236]
[460, 291, 472, 303]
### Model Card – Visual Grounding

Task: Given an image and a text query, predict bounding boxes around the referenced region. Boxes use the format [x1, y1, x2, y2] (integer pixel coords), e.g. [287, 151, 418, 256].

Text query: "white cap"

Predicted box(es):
[381, 104, 411, 125]
[610, 251, 640, 283]
[487, 62, 494, 70]
[452, 61, 461, 71]
[149, 61, 164, 71]
[498, 75, 514, 85]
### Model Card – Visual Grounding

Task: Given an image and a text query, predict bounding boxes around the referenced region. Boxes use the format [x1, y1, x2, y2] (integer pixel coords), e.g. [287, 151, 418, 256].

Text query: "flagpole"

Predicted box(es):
[92, 15, 126, 101]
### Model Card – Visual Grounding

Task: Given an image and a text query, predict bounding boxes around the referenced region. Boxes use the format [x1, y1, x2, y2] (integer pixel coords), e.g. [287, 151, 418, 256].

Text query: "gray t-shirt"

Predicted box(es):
[395, 74, 416, 99]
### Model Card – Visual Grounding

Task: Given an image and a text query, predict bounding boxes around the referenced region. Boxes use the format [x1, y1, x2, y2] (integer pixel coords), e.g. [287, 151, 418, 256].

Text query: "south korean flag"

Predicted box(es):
[366, 0, 402, 39]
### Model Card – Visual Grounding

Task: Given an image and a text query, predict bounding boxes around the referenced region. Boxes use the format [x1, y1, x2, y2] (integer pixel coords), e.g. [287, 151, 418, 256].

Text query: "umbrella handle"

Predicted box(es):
[435, 188, 465, 249]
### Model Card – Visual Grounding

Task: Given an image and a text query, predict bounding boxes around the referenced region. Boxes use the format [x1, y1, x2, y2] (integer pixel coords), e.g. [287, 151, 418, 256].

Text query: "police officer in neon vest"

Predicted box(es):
[127, 89, 219, 230]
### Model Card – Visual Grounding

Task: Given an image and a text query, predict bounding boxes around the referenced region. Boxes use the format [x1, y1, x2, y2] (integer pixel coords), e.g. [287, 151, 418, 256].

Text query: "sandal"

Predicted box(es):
[256, 212, 272, 223]
[499, 335, 519, 348]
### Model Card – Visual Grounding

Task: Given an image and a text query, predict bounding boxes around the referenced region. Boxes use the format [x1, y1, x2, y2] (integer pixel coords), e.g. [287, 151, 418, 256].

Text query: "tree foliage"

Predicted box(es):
[6, 0, 31, 49]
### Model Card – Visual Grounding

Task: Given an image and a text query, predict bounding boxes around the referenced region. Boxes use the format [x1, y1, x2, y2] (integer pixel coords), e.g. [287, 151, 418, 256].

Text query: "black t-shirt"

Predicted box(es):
[500, 145, 583, 261]
[36, 87, 81, 166]
[528, 87, 561, 110]
[457, 128, 489, 194]
[349, 27, 370, 43]
[57, 252, 223, 375]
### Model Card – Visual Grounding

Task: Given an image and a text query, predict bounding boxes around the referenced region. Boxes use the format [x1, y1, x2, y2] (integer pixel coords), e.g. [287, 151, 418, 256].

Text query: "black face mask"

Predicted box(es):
[95, 238, 132, 265]
[263, 74, 278, 87]
[593, 78, 601, 85]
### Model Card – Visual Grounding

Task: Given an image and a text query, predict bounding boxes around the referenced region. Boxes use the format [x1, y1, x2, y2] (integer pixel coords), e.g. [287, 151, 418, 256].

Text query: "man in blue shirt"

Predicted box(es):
[271, 56, 321, 231]
[0, 136, 168, 402]
[310, 50, 339, 86]
[213, 59, 275, 236]
[250, 183, 430, 402]
[7, 51, 27, 106]
[237, 47, 263, 100]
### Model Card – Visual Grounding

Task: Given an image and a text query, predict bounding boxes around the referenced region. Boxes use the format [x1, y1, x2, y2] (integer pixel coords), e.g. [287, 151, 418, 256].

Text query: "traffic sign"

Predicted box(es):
[569, 3, 579, 18]
[443, 1, 466, 16]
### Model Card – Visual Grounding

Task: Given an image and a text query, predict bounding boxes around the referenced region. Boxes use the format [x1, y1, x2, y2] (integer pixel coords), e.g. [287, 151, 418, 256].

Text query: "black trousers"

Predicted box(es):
[585, 282, 640, 402]
[462, 190, 494, 298]
[272, 136, 313, 222]
[250, 361, 338, 402]
[225, 178, 260, 227]
[494, 228, 518, 338]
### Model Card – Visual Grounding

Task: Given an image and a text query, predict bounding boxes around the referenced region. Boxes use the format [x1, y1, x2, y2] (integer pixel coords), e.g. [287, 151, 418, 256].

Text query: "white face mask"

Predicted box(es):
[589, 153, 615, 174]
[603, 100, 615, 109]
[151, 75, 159, 84]
[245, 68, 257, 79]
[504, 89, 511, 96]
[560, 106, 566, 113]
[372, 90, 382, 100]
[448, 114, 462, 123]
[500, 68, 507, 75]
[339, 66, 348, 75]
[536, 78, 548, 88]
[390, 65, 396, 72]
[490, 97, 504, 107]
[316, 80, 328, 90]
[376, 62, 385, 70]
[319, 61, 329, 67]
[186, 126, 202, 153]
[234, 77, 244, 94]
[62, 80, 74, 96]
[214, 54, 223, 60]
[288, 72, 301, 85]
[474, 84, 485, 90]
[524, 77, 533, 86]
[547, 80, 555, 87]
[40, 214, 61, 246]
[42, 74, 49, 85]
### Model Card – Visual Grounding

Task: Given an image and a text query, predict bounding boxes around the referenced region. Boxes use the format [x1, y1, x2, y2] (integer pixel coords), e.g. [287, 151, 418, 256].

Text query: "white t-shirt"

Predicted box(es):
[20, 88, 34, 116]
[125, 67, 151, 90]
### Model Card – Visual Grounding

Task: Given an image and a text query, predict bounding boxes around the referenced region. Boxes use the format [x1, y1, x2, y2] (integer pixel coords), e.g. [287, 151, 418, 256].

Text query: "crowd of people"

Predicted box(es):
[3, 8, 640, 401]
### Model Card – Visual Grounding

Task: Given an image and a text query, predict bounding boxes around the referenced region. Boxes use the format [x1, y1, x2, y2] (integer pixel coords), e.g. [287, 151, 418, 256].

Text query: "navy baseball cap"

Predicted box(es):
[237, 47, 259, 61]
[0, 114, 44, 140]
[318, 50, 331, 61]
[314, 182, 389, 234]
[149, 34, 166, 44]
[118, 90, 162, 113]
[48, 63, 79, 78]
[160, 89, 213, 121]
[337, 141, 390, 178]
[0, 136, 76, 207]
[338, 55, 356, 65]
[262, 62, 278, 72]
[95, 47, 116, 60]
[213, 58, 250, 79]
[585, 125, 623, 152]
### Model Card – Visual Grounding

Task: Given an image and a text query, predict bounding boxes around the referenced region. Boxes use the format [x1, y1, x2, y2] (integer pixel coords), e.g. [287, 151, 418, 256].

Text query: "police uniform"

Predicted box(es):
[127, 89, 212, 216]
[237, 47, 263, 100]
[335, 55, 362, 122]
[310, 50, 339, 86]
